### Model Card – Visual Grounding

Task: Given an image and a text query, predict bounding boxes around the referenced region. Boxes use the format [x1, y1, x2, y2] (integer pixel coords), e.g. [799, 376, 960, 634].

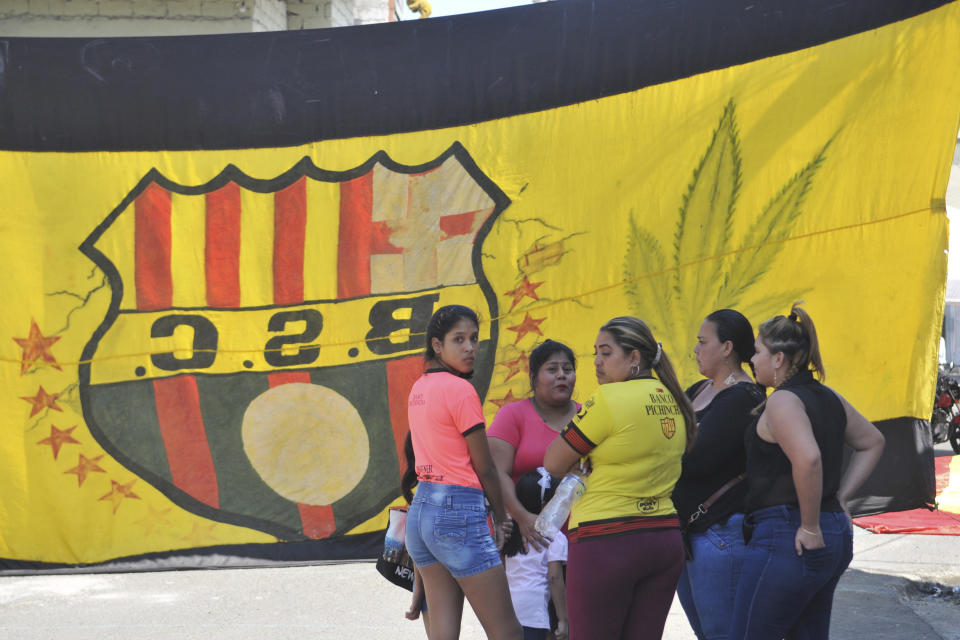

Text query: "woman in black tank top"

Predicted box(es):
[729, 304, 885, 640]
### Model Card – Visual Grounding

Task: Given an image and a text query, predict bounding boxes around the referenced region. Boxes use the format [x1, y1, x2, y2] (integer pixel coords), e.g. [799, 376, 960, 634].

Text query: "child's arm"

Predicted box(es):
[405, 564, 425, 621]
[547, 560, 568, 640]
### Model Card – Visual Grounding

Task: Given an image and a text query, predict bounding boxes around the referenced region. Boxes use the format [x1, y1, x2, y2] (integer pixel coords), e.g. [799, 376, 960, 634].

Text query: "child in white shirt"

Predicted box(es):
[503, 468, 569, 640]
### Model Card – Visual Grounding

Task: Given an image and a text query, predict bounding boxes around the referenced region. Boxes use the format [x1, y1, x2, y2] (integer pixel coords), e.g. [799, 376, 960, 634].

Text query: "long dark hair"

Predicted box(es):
[502, 469, 561, 558]
[757, 303, 825, 383]
[401, 432, 417, 504]
[423, 304, 479, 363]
[705, 309, 757, 379]
[600, 316, 697, 449]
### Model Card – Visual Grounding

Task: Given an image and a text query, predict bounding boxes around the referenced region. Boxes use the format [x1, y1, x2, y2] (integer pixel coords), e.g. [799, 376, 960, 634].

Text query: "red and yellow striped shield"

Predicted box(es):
[78, 143, 508, 540]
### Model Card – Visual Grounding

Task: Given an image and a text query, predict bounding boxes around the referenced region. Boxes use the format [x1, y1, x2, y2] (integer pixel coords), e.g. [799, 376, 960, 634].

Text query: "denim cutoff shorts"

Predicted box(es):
[405, 481, 501, 578]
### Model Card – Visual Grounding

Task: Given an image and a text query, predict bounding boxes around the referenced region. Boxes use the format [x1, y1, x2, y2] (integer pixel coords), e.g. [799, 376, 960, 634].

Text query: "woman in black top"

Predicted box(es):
[672, 309, 765, 640]
[729, 304, 885, 639]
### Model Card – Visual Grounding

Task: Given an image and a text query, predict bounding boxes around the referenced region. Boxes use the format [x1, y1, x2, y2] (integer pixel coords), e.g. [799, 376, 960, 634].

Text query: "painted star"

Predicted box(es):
[37, 424, 81, 460]
[507, 313, 546, 344]
[504, 277, 544, 311]
[99, 479, 141, 513]
[64, 453, 107, 487]
[20, 385, 62, 417]
[498, 352, 529, 381]
[12, 319, 61, 375]
[181, 522, 218, 546]
[134, 505, 173, 537]
[489, 389, 519, 409]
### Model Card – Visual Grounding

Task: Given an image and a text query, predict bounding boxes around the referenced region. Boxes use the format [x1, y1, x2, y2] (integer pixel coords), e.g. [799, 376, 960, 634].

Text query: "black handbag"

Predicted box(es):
[375, 506, 415, 591]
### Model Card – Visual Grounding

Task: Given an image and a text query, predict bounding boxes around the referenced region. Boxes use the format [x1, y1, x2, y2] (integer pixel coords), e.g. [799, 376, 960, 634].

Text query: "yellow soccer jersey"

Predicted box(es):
[560, 377, 686, 532]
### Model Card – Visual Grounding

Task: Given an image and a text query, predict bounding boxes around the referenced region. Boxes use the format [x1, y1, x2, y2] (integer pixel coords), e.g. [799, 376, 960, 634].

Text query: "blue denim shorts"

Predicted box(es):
[405, 481, 502, 578]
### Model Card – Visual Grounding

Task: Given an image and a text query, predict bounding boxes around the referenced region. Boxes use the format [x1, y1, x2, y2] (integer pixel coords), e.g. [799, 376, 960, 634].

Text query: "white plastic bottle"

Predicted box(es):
[535, 473, 586, 538]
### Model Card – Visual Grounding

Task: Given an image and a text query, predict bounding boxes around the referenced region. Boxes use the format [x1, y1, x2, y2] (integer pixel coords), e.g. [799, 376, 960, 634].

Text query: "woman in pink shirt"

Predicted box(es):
[405, 304, 522, 640]
[488, 339, 579, 553]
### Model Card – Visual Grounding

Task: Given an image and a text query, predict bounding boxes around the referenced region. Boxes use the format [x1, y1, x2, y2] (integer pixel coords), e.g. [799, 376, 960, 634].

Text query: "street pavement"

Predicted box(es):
[0, 527, 956, 639]
[0, 456, 957, 638]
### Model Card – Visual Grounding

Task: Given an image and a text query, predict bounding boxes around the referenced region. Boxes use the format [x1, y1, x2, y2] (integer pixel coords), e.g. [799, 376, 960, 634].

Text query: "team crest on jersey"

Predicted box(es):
[636, 497, 659, 513]
[78, 143, 508, 540]
[660, 417, 677, 439]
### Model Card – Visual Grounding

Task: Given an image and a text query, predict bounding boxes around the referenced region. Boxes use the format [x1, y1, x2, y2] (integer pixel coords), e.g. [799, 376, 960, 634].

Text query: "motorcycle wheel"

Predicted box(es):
[931, 410, 949, 444]
[950, 421, 960, 455]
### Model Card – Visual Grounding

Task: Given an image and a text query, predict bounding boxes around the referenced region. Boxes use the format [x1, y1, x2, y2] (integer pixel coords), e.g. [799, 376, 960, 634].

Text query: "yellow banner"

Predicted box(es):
[1, 4, 959, 564]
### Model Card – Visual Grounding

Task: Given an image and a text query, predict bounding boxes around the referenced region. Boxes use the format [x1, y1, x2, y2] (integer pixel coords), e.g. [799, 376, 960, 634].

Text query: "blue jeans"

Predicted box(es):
[729, 506, 853, 640]
[676, 512, 745, 640]
[405, 481, 501, 579]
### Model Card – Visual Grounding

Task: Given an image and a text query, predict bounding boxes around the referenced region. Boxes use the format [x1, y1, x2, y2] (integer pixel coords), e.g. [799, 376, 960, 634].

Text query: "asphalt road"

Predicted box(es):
[0, 448, 957, 639]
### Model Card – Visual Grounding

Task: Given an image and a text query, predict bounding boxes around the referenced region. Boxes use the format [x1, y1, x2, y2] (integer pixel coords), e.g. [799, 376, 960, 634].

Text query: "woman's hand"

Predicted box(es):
[494, 518, 511, 551]
[406, 566, 425, 620]
[516, 509, 550, 552]
[554, 620, 569, 640]
[794, 526, 825, 555]
[404, 602, 422, 621]
[838, 499, 855, 533]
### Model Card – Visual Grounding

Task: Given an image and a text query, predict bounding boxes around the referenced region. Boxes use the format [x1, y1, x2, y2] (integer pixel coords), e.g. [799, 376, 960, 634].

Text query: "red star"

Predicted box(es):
[489, 389, 520, 409]
[37, 424, 80, 460]
[498, 353, 529, 381]
[504, 277, 544, 311]
[99, 479, 141, 513]
[20, 385, 62, 417]
[12, 319, 61, 375]
[64, 453, 107, 487]
[507, 313, 546, 344]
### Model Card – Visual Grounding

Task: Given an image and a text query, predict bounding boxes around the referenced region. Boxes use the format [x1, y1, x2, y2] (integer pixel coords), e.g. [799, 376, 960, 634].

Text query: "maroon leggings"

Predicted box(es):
[566, 528, 685, 640]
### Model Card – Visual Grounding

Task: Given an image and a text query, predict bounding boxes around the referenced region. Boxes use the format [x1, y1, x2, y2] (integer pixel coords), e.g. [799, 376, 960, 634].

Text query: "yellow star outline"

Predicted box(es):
[99, 479, 141, 513]
[20, 385, 62, 418]
[12, 318, 61, 375]
[64, 453, 107, 487]
[181, 522, 218, 546]
[37, 424, 81, 460]
[134, 505, 173, 537]
[507, 313, 546, 344]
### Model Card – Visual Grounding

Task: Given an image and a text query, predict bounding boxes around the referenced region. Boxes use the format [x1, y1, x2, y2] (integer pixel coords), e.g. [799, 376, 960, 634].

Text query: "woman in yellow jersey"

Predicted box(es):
[544, 316, 696, 640]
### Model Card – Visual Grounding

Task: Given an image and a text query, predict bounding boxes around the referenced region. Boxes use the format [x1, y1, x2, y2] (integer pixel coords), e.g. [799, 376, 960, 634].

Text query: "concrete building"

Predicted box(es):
[943, 138, 960, 364]
[0, 0, 398, 37]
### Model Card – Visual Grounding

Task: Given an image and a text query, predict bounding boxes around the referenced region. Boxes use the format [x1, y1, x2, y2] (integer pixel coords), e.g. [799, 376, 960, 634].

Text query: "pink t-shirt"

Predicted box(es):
[488, 399, 579, 483]
[408, 369, 486, 490]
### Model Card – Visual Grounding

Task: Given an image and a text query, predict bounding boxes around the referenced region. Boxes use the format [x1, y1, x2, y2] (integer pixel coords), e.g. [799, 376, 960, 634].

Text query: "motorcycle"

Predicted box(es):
[931, 366, 960, 454]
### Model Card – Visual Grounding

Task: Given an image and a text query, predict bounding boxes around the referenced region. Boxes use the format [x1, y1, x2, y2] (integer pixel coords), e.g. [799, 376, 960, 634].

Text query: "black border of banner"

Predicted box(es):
[0, 0, 952, 151]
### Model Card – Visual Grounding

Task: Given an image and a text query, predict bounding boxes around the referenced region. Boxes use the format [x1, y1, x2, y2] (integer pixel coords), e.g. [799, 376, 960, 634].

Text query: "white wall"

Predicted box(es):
[0, 0, 371, 36]
[945, 138, 960, 298]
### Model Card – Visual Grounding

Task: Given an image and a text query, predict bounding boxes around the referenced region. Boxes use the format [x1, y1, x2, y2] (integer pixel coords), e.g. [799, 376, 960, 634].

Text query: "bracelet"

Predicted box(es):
[800, 526, 821, 536]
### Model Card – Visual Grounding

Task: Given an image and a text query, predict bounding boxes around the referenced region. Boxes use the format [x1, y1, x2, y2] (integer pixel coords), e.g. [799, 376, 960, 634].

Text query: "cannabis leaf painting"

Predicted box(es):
[625, 99, 832, 382]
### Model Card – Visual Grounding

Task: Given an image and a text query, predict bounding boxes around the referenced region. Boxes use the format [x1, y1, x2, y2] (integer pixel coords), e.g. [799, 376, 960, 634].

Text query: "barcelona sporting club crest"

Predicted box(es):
[660, 417, 676, 439]
[78, 143, 508, 540]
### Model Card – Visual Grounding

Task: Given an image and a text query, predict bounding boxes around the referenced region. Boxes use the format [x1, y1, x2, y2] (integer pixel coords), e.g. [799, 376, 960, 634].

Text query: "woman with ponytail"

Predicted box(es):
[672, 309, 765, 640]
[404, 304, 521, 640]
[729, 304, 885, 639]
[544, 316, 694, 640]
